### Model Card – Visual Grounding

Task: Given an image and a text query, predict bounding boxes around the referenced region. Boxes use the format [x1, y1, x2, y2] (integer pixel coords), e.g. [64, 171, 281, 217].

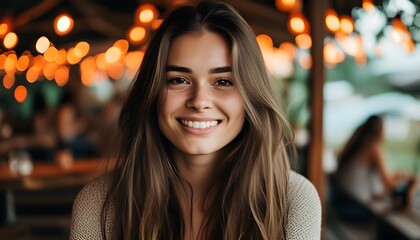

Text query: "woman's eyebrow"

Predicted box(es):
[166, 65, 192, 73]
[165, 65, 232, 74]
[209, 66, 231, 74]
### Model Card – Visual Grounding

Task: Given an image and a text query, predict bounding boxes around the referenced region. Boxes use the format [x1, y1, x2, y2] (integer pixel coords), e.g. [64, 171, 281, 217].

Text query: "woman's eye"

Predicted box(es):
[168, 77, 189, 85]
[215, 79, 233, 86]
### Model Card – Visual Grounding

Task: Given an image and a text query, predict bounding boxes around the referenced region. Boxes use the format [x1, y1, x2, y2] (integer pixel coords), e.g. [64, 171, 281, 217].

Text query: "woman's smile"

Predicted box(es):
[179, 119, 220, 129]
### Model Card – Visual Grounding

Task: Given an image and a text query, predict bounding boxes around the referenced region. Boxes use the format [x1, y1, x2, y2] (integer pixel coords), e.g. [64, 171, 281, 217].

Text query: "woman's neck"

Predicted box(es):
[174, 151, 221, 199]
[173, 149, 224, 239]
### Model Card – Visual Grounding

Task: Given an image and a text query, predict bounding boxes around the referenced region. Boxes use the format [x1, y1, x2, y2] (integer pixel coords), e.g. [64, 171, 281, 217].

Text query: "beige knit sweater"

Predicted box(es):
[70, 171, 321, 239]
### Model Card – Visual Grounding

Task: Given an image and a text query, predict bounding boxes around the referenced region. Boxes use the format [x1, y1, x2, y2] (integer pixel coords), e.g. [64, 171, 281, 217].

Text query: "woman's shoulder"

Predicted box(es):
[287, 171, 320, 202]
[70, 175, 114, 240]
[286, 171, 322, 239]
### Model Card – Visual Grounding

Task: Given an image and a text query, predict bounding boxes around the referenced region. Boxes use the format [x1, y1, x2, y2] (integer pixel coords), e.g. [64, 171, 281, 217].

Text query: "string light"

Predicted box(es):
[14, 85, 27, 103]
[135, 4, 158, 24]
[256, 34, 274, 50]
[295, 33, 312, 49]
[105, 46, 122, 64]
[26, 67, 39, 83]
[275, 0, 297, 12]
[16, 55, 30, 72]
[3, 73, 15, 89]
[288, 11, 309, 35]
[362, 0, 375, 13]
[340, 16, 354, 34]
[3, 32, 18, 49]
[0, 23, 9, 38]
[4, 53, 17, 73]
[44, 47, 58, 62]
[54, 14, 74, 36]
[326, 9, 340, 32]
[128, 26, 146, 44]
[55, 65, 69, 86]
[36, 36, 50, 53]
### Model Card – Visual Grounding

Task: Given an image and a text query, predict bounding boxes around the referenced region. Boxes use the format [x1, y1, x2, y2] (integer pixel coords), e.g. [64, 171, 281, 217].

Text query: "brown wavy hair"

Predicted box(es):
[103, 1, 295, 239]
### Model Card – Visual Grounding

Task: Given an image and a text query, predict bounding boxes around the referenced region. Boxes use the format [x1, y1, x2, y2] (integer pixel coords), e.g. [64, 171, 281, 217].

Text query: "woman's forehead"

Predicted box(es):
[166, 31, 231, 68]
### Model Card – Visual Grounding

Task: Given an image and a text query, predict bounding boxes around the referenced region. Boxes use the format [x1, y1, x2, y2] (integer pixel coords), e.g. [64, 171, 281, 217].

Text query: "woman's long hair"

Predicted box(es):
[337, 115, 383, 169]
[102, 1, 295, 239]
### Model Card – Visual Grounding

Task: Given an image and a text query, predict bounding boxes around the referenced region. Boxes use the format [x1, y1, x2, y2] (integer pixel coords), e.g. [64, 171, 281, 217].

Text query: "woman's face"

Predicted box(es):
[158, 31, 244, 158]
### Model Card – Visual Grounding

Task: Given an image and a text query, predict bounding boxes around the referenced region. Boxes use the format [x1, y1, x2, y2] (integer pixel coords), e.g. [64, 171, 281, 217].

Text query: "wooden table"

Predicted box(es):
[350, 189, 420, 240]
[0, 158, 109, 224]
[377, 189, 420, 240]
[330, 180, 420, 240]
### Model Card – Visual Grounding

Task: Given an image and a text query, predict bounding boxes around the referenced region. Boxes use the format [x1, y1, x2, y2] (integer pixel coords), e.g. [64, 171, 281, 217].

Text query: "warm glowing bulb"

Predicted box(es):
[75, 41, 90, 57]
[340, 16, 354, 34]
[136, 4, 158, 24]
[140, 9, 154, 23]
[36, 36, 50, 53]
[54, 14, 74, 36]
[3, 73, 15, 89]
[81, 56, 96, 71]
[55, 65, 69, 86]
[295, 33, 312, 49]
[128, 26, 146, 43]
[3, 32, 18, 49]
[363, 0, 375, 12]
[57, 16, 71, 31]
[26, 67, 39, 83]
[256, 34, 273, 50]
[14, 85, 27, 103]
[275, 0, 297, 12]
[324, 41, 345, 67]
[55, 49, 67, 65]
[67, 47, 81, 65]
[0, 23, 9, 37]
[290, 17, 305, 33]
[288, 12, 308, 35]
[279, 42, 297, 59]
[125, 51, 144, 69]
[114, 39, 129, 53]
[43, 62, 57, 80]
[105, 46, 122, 63]
[4, 53, 17, 73]
[81, 69, 95, 86]
[325, 9, 340, 32]
[44, 47, 58, 62]
[16, 55, 30, 72]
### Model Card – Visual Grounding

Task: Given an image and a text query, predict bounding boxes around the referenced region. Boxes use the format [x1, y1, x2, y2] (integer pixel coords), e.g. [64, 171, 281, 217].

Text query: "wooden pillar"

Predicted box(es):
[307, 0, 326, 216]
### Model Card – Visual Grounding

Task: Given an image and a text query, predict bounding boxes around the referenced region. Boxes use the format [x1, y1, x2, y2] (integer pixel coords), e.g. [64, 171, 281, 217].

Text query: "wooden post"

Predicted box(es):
[307, 0, 326, 224]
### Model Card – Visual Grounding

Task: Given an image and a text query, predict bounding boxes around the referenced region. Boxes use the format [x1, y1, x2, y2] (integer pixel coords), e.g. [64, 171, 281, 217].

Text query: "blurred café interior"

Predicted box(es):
[1, 0, 420, 239]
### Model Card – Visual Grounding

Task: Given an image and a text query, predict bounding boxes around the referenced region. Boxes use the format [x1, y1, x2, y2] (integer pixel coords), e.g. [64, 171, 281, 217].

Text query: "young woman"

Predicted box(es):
[334, 115, 417, 204]
[70, 1, 321, 239]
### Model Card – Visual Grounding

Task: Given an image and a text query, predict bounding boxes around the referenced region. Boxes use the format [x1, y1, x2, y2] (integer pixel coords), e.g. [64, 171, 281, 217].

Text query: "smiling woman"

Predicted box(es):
[159, 31, 244, 158]
[69, 1, 321, 240]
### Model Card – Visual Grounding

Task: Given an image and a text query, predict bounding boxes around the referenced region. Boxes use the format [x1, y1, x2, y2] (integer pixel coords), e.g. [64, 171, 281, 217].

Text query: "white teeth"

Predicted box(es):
[181, 120, 218, 129]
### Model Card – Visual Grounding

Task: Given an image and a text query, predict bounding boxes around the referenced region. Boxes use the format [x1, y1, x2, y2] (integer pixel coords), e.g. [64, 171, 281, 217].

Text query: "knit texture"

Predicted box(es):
[70, 171, 321, 239]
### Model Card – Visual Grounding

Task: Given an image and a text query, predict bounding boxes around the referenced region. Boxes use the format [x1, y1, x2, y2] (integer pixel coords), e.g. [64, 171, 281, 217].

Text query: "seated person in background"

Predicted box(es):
[332, 115, 417, 207]
[0, 92, 56, 161]
[27, 92, 56, 161]
[56, 90, 96, 159]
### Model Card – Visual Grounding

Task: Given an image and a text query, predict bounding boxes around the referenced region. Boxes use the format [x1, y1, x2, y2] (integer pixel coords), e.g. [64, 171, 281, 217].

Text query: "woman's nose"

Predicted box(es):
[186, 84, 212, 111]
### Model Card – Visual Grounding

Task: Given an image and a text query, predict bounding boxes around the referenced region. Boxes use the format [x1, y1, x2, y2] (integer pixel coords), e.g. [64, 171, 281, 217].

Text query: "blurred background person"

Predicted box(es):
[331, 115, 417, 218]
[0, 92, 56, 162]
[55, 90, 97, 161]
